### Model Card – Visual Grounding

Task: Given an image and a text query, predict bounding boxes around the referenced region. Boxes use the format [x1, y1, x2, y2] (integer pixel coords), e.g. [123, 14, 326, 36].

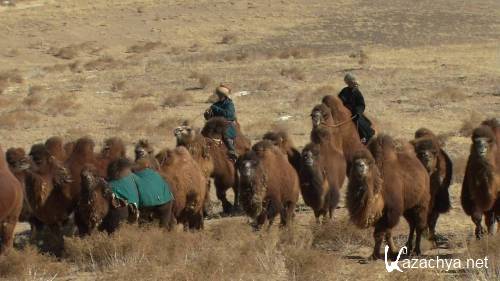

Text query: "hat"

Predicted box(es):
[344, 73, 357, 83]
[215, 84, 231, 98]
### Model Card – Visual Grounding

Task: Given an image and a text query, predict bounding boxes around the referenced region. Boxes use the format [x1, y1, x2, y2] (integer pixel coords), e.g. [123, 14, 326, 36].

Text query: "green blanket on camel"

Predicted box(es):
[109, 168, 174, 207]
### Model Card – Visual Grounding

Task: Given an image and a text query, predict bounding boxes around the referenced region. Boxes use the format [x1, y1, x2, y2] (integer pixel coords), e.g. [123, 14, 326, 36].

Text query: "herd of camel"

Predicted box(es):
[0, 94, 499, 260]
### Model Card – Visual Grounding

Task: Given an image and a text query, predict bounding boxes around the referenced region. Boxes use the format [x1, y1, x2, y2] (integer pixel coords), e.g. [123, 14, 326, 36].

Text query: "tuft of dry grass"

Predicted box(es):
[459, 111, 485, 137]
[84, 56, 125, 71]
[111, 80, 126, 92]
[0, 246, 69, 280]
[0, 69, 24, 93]
[432, 87, 468, 105]
[311, 219, 372, 254]
[126, 41, 164, 54]
[117, 102, 157, 131]
[28, 85, 44, 96]
[189, 71, 212, 89]
[220, 34, 238, 44]
[294, 85, 336, 106]
[121, 89, 151, 99]
[22, 94, 43, 108]
[44, 94, 81, 116]
[53, 45, 79, 60]
[42, 63, 69, 73]
[0, 109, 40, 129]
[161, 92, 192, 108]
[280, 67, 306, 81]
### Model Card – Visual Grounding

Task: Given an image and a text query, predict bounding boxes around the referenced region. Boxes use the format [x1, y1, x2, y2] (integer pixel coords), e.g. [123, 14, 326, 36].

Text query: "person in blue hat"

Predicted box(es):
[204, 84, 238, 160]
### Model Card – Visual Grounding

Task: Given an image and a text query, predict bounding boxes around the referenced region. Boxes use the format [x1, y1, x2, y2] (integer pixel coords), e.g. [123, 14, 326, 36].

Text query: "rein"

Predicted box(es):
[320, 115, 357, 128]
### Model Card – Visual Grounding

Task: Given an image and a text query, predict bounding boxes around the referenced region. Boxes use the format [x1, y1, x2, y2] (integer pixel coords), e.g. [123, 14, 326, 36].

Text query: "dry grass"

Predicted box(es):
[162, 92, 192, 108]
[280, 67, 306, 81]
[0, 69, 24, 93]
[0, 109, 39, 129]
[459, 111, 485, 137]
[431, 87, 468, 105]
[126, 41, 164, 53]
[49, 42, 103, 60]
[64, 222, 289, 280]
[220, 34, 238, 44]
[189, 71, 212, 89]
[42, 63, 69, 73]
[84, 56, 125, 71]
[111, 80, 126, 92]
[22, 94, 43, 108]
[117, 102, 157, 130]
[53, 46, 79, 60]
[44, 94, 81, 116]
[294, 85, 336, 107]
[0, 246, 70, 280]
[121, 89, 151, 99]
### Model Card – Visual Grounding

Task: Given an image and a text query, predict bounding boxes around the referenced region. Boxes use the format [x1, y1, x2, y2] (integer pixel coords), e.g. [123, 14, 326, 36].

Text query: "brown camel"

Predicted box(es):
[5, 147, 35, 224]
[175, 118, 250, 214]
[156, 147, 207, 230]
[94, 137, 126, 178]
[411, 128, 453, 241]
[262, 130, 301, 173]
[312, 95, 365, 166]
[45, 136, 69, 162]
[300, 127, 346, 223]
[238, 140, 300, 229]
[0, 146, 24, 254]
[461, 123, 500, 239]
[346, 135, 430, 259]
[24, 143, 74, 255]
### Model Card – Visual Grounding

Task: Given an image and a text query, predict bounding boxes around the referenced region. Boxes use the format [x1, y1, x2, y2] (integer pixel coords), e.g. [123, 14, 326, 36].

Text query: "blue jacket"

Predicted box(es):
[210, 98, 237, 138]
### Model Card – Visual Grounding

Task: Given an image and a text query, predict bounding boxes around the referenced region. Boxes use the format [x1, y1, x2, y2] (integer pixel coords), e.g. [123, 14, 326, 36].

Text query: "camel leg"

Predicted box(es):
[158, 202, 174, 231]
[0, 220, 17, 254]
[313, 210, 321, 224]
[472, 211, 485, 240]
[215, 182, 233, 215]
[427, 210, 440, 242]
[403, 213, 416, 254]
[371, 226, 385, 260]
[485, 210, 497, 235]
[385, 231, 397, 258]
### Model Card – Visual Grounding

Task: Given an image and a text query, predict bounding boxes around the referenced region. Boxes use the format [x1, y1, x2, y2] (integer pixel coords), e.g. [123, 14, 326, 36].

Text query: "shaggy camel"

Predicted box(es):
[346, 135, 430, 259]
[411, 128, 453, 241]
[300, 127, 346, 223]
[156, 147, 207, 230]
[0, 146, 24, 254]
[238, 140, 300, 229]
[461, 122, 500, 239]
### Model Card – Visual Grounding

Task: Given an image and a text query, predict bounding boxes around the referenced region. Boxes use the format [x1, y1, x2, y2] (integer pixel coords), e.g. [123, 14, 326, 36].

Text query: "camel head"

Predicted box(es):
[238, 152, 259, 180]
[29, 143, 55, 174]
[174, 124, 197, 145]
[412, 138, 439, 173]
[135, 139, 154, 161]
[6, 147, 31, 172]
[101, 137, 126, 160]
[301, 143, 320, 168]
[471, 126, 497, 161]
[311, 104, 331, 128]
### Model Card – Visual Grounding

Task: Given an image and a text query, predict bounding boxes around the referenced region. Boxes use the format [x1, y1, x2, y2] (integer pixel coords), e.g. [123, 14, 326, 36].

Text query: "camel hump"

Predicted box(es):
[202, 117, 229, 137]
